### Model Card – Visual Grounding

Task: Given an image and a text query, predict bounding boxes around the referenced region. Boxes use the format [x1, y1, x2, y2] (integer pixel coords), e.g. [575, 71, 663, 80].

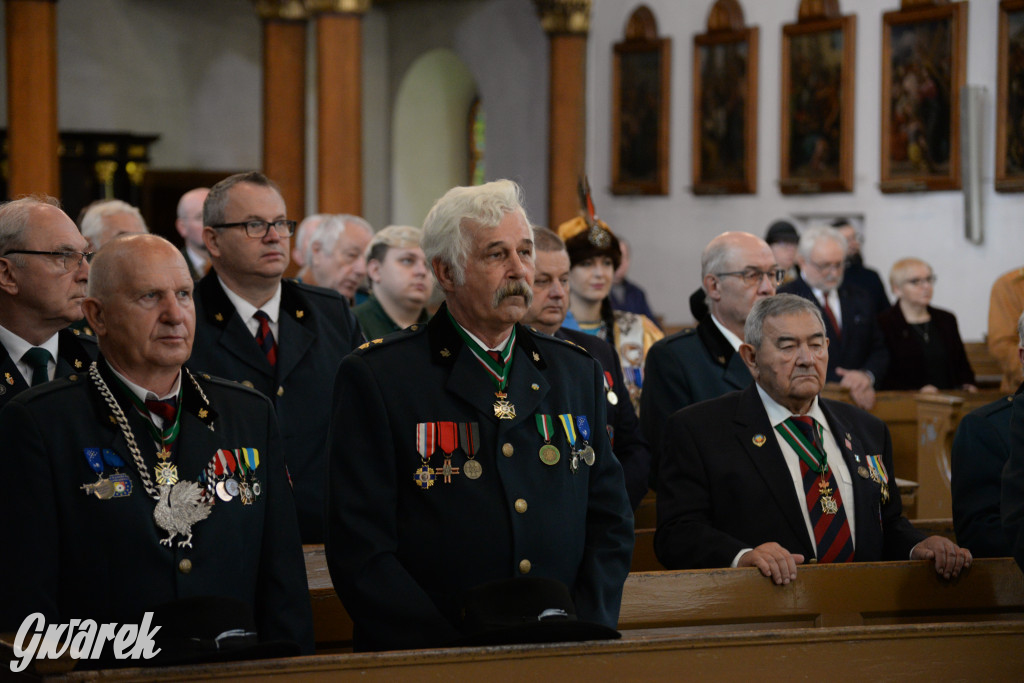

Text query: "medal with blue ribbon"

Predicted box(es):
[557, 414, 580, 473]
[102, 448, 132, 498]
[80, 447, 114, 499]
[240, 447, 262, 499]
[415, 422, 437, 489]
[575, 415, 596, 466]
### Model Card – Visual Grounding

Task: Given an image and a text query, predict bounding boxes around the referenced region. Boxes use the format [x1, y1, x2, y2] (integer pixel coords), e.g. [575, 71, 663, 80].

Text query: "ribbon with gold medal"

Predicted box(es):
[536, 415, 560, 465]
[448, 311, 517, 420]
[775, 419, 839, 515]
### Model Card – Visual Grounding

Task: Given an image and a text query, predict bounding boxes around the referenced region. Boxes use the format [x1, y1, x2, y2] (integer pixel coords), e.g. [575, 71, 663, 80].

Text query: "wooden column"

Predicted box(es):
[309, 0, 369, 214]
[5, 0, 59, 198]
[535, 1, 591, 228]
[254, 0, 307, 225]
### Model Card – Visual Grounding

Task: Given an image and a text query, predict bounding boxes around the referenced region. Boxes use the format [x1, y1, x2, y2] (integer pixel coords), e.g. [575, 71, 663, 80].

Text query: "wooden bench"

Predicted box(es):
[21, 559, 1024, 680]
[965, 340, 1003, 388]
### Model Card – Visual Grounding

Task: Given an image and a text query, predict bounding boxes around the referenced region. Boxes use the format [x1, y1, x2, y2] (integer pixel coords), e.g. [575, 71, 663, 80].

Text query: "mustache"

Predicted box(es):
[492, 281, 533, 308]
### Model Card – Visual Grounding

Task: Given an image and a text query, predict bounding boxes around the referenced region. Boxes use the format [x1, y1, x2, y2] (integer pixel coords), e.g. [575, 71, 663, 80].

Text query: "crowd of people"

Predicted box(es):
[0, 176, 1020, 666]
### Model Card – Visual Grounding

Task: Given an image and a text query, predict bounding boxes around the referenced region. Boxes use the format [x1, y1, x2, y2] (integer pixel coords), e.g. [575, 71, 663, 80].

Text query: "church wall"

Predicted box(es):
[587, 0, 1021, 338]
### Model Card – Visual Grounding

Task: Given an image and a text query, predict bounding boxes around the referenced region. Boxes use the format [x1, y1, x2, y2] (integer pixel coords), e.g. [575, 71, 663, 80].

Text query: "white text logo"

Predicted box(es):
[10, 612, 161, 673]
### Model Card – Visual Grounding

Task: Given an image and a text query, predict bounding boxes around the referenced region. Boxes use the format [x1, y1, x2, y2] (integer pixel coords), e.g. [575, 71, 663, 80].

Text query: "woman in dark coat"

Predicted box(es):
[877, 257, 976, 392]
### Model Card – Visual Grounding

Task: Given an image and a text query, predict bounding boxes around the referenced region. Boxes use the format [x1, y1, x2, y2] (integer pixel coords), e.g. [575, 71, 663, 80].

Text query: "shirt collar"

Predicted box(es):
[755, 382, 830, 436]
[217, 275, 282, 323]
[455, 321, 512, 353]
[710, 313, 743, 352]
[105, 361, 182, 403]
[0, 324, 59, 365]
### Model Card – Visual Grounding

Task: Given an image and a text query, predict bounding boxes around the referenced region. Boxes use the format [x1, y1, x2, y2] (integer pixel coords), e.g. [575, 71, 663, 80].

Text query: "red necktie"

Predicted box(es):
[254, 310, 278, 366]
[486, 350, 504, 366]
[144, 397, 178, 425]
[822, 295, 842, 340]
[789, 415, 855, 563]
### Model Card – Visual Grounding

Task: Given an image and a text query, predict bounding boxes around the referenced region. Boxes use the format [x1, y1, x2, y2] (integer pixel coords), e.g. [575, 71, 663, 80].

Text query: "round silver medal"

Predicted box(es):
[463, 459, 483, 479]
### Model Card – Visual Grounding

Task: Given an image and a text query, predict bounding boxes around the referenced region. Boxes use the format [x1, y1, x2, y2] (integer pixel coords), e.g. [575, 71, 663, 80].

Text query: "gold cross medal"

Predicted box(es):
[493, 392, 516, 420]
[818, 478, 838, 515]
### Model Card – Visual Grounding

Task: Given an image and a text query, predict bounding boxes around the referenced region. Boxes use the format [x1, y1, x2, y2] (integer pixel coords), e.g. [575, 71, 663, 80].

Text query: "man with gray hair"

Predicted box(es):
[326, 180, 633, 651]
[0, 196, 96, 409]
[292, 213, 327, 284]
[656, 293, 970, 584]
[642, 231, 780, 457]
[79, 198, 149, 250]
[780, 225, 888, 410]
[352, 224, 432, 339]
[188, 172, 362, 543]
[309, 214, 374, 302]
[175, 187, 210, 280]
[956, 310, 1024, 557]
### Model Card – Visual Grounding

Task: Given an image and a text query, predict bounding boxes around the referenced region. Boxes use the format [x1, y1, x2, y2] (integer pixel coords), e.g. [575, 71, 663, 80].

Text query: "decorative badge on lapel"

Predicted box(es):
[865, 455, 891, 504]
[752, 434, 766, 447]
[4, 373, 13, 385]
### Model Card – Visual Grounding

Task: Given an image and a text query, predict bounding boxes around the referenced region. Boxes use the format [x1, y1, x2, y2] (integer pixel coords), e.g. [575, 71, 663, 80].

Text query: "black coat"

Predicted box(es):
[188, 272, 362, 542]
[1001, 385, 1024, 571]
[876, 303, 975, 390]
[952, 392, 1015, 557]
[779, 277, 889, 383]
[557, 327, 652, 509]
[655, 384, 924, 569]
[325, 305, 634, 651]
[0, 359, 314, 652]
[0, 327, 96, 409]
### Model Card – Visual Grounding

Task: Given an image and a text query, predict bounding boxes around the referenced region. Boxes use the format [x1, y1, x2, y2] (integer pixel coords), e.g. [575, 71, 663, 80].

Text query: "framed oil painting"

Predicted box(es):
[997, 0, 1024, 191]
[780, 15, 856, 194]
[880, 2, 967, 193]
[692, 26, 759, 194]
[612, 6, 671, 195]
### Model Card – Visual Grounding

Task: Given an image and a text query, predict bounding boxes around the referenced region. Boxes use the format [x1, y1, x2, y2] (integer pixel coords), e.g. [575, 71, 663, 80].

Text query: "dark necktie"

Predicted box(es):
[21, 347, 52, 386]
[821, 295, 842, 340]
[144, 397, 179, 425]
[253, 310, 278, 366]
[788, 415, 855, 563]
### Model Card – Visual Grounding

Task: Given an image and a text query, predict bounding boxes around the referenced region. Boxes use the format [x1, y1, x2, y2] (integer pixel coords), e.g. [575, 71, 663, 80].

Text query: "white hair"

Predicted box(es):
[80, 200, 147, 244]
[797, 225, 847, 262]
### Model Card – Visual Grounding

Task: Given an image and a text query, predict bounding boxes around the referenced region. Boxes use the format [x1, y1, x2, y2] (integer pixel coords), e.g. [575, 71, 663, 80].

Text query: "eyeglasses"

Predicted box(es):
[903, 275, 937, 286]
[211, 219, 297, 238]
[806, 260, 843, 274]
[2, 250, 95, 272]
[716, 268, 786, 286]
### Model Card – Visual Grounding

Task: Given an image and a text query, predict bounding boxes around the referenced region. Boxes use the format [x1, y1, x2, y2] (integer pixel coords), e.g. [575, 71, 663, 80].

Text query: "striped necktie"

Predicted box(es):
[787, 415, 855, 563]
[253, 310, 277, 367]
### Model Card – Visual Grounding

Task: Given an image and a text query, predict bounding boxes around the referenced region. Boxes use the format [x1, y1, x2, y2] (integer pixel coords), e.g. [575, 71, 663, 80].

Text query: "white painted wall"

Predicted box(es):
[587, 0, 1023, 338]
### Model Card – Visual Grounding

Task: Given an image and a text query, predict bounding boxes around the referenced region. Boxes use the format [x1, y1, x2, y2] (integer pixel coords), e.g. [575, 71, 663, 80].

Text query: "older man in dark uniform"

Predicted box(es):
[0, 234, 313, 655]
[0, 196, 96, 409]
[642, 232, 779, 458]
[656, 294, 971, 585]
[188, 172, 362, 543]
[326, 180, 634, 652]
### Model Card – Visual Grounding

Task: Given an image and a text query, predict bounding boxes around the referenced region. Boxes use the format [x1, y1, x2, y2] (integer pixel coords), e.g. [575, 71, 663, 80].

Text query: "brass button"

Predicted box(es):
[178, 559, 192, 574]
[242, 380, 255, 388]
[502, 443, 514, 457]
[531, 383, 539, 391]
[518, 559, 531, 574]
[807, 558, 818, 565]
[276, 386, 285, 397]
[514, 498, 528, 514]
[410, 324, 418, 330]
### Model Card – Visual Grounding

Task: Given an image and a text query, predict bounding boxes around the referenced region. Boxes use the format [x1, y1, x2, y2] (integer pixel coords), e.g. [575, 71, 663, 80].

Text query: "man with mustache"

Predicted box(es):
[0, 196, 96, 409]
[655, 294, 970, 584]
[188, 172, 362, 543]
[325, 180, 634, 651]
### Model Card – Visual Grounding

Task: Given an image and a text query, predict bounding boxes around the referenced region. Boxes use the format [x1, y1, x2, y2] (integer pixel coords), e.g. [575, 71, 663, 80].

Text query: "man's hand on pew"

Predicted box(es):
[911, 536, 973, 579]
[738, 543, 805, 585]
[835, 368, 876, 410]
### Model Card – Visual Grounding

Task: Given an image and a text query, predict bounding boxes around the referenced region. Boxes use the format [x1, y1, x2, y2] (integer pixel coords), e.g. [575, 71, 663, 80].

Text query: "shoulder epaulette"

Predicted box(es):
[355, 323, 426, 354]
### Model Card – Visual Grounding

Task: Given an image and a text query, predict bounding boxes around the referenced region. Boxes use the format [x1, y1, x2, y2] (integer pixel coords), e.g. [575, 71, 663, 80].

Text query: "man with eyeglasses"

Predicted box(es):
[780, 225, 888, 411]
[0, 196, 97, 408]
[641, 232, 779, 462]
[188, 172, 362, 543]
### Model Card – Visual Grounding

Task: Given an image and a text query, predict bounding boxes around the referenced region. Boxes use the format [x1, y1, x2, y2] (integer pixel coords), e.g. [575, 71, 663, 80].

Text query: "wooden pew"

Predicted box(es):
[23, 559, 1024, 680]
[633, 490, 656, 528]
[965, 341, 1003, 388]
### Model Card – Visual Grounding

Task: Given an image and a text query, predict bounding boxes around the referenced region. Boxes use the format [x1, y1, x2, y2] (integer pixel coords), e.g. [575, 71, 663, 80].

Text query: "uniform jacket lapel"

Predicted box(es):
[196, 274, 274, 380]
[275, 284, 316, 385]
[173, 372, 221, 483]
[0, 346, 28, 408]
[733, 384, 815, 554]
[818, 400, 876, 541]
[697, 317, 750, 391]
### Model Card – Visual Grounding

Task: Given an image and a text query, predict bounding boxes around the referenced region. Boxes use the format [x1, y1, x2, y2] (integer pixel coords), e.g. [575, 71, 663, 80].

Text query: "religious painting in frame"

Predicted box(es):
[692, 25, 759, 194]
[780, 15, 856, 194]
[612, 6, 671, 195]
[879, 2, 967, 193]
[997, 0, 1024, 192]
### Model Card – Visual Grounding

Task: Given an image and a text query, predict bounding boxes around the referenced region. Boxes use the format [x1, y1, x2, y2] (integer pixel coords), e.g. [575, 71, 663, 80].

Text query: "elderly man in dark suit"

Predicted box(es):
[0, 234, 313, 654]
[325, 180, 633, 652]
[656, 293, 971, 585]
[0, 196, 96, 409]
[521, 226, 651, 509]
[187, 172, 362, 543]
[641, 232, 779, 459]
[780, 225, 888, 411]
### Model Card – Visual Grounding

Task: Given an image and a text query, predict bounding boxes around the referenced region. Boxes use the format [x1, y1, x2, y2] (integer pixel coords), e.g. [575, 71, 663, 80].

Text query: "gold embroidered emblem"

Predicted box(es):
[372, 338, 383, 344]
[532, 352, 540, 362]
[74, 360, 82, 369]
[215, 313, 224, 322]
[359, 342, 370, 350]
[296, 310, 304, 319]
[198, 408, 208, 419]
[440, 348, 451, 358]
